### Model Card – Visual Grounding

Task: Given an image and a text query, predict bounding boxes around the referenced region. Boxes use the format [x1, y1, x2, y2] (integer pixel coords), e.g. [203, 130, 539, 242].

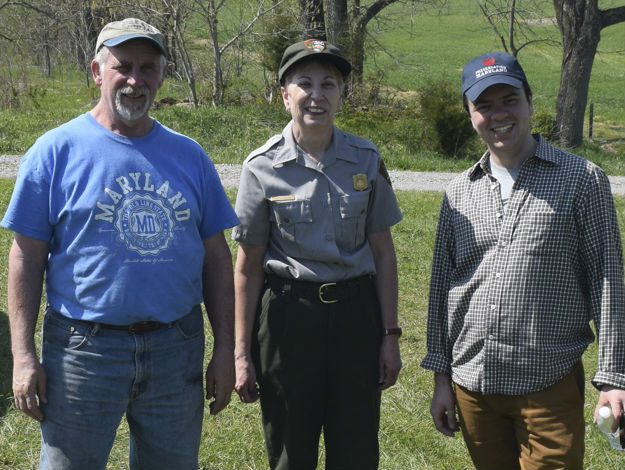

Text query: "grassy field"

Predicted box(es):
[1, 178, 625, 469]
[0, 1, 623, 172]
[0, 0, 624, 467]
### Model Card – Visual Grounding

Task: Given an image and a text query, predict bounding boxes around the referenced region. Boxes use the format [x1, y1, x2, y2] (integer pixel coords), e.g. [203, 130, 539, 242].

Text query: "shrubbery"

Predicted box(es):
[418, 78, 477, 157]
[531, 109, 556, 139]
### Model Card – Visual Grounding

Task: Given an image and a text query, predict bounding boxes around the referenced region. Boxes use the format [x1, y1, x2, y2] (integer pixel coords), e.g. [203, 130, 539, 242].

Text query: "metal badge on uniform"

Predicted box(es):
[352, 174, 368, 191]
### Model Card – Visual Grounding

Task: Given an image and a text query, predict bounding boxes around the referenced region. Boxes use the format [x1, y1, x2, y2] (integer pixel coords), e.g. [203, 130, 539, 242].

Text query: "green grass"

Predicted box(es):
[1, 178, 625, 469]
[374, 0, 624, 128]
[0, 0, 623, 172]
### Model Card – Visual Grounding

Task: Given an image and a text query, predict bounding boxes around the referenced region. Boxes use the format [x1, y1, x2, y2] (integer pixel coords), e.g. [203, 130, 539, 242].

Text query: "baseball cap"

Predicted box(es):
[278, 39, 351, 84]
[462, 51, 528, 102]
[95, 18, 167, 58]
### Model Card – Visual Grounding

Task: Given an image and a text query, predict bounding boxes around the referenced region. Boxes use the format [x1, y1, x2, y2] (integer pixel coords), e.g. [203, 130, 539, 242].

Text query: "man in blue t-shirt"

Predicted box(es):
[1, 18, 239, 470]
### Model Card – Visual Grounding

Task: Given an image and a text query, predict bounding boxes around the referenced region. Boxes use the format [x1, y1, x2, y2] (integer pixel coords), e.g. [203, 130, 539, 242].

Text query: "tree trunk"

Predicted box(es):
[170, 3, 198, 107]
[348, 0, 398, 84]
[206, 0, 224, 106]
[553, 0, 601, 147]
[349, 16, 366, 85]
[299, 0, 325, 39]
[326, 0, 349, 50]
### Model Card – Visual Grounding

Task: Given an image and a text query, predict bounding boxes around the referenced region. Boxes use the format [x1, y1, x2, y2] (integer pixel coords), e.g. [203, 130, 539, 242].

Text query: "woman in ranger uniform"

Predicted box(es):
[231, 39, 403, 470]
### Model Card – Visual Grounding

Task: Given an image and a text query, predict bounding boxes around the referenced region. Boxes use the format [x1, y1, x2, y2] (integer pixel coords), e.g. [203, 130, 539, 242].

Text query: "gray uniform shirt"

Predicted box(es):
[232, 121, 402, 282]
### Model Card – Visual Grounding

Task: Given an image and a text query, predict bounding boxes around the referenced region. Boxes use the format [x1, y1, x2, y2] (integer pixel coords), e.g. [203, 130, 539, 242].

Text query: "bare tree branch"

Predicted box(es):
[0, 1, 54, 18]
[600, 6, 625, 29]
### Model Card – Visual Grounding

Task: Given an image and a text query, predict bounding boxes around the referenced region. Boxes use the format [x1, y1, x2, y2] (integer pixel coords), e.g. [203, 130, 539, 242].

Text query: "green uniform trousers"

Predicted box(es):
[253, 277, 382, 470]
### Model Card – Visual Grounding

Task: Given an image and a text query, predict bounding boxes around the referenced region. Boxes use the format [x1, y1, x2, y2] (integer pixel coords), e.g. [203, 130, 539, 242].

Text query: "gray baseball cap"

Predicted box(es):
[95, 18, 167, 58]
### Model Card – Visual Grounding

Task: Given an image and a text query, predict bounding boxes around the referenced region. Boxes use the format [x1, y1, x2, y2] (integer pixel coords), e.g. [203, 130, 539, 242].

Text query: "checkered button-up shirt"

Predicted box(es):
[421, 135, 625, 395]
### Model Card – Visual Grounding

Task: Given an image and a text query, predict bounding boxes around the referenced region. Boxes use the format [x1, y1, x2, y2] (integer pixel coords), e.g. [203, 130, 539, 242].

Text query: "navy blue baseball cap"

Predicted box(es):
[462, 51, 528, 102]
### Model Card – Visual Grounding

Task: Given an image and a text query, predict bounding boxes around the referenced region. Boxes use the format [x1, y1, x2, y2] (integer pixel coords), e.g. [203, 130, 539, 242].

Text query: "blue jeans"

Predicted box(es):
[39, 305, 205, 470]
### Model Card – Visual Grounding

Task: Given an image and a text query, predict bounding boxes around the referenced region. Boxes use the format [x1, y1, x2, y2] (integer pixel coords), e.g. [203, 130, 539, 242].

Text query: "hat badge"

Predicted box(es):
[483, 57, 496, 66]
[304, 39, 326, 52]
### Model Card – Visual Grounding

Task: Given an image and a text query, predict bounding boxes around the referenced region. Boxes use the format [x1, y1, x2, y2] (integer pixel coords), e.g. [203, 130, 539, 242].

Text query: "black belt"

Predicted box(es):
[46, 304, 171, 334]
[266, 274, 372, 304]
[80, 319, 168, 333]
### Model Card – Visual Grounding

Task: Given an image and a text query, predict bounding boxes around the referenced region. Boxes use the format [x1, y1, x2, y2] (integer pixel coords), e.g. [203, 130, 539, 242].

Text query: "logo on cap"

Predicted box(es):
[483, 57, 496, 66]
[304, 39, 326, 53]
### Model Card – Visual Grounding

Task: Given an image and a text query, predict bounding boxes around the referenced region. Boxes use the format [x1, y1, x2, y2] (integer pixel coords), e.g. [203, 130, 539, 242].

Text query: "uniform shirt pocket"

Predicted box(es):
[336, 192, 370, 252]
[270, 200, 313, 242]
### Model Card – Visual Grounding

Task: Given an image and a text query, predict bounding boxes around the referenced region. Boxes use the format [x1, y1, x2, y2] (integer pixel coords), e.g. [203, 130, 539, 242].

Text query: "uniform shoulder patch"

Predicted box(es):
[244, 134, 282, 163]
[378, 159, 393, 187]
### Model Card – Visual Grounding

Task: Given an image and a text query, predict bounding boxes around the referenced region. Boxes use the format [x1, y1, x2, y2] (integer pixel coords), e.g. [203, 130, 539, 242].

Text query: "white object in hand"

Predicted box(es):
[597, 406, 623, 450]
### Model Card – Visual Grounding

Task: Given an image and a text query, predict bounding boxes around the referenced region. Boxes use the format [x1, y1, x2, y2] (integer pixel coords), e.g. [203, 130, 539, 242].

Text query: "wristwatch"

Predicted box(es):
[382, 327, 402, 337]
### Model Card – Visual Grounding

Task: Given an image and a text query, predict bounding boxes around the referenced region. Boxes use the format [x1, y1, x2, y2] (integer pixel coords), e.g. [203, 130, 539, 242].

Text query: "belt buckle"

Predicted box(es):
[318, 283, 339, 304]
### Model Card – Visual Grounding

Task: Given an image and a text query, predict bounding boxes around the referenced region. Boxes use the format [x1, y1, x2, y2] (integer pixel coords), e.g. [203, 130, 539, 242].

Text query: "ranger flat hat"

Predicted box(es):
[462, 51, 528, 102]
[96, 18, 167, 58]
[278, 39, 351, 84]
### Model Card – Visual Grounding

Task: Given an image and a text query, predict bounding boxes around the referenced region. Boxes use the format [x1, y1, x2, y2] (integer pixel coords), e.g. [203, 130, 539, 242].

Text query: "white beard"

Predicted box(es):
[114, 86, 151, 121]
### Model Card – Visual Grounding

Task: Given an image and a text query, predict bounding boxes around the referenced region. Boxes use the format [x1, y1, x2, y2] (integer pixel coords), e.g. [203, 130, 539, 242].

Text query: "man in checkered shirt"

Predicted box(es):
[421, 51, 625, 469]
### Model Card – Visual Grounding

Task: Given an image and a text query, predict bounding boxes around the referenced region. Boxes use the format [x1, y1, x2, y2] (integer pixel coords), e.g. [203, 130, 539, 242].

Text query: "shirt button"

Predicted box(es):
[495, 272, 502, 278]
[496, 212, 502, 218]
[490, 304, 496, 310]
[488, 334, 495, 340]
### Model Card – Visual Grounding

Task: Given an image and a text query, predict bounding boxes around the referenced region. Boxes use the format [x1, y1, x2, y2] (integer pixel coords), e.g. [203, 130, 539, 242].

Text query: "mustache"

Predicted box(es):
[118, 85, 149, 97]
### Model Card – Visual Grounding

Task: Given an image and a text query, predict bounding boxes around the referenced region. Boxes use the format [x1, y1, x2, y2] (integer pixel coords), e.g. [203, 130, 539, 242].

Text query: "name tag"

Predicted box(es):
[269, 195, 296, 202]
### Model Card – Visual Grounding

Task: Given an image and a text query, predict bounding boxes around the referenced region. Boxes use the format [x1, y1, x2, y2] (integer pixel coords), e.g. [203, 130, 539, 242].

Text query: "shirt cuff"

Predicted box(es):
[592, 371, 625, 391]
[420, 352, 451, 376]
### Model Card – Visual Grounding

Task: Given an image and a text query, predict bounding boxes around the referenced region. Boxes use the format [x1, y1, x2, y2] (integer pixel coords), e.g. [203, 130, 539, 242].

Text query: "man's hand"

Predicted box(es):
[235, 355, 259, 403]
[205, 347, 235, 415]
[13, 353, 47, 421]
[594, 385, 625, 432]
[430, 372, 460, 437]
[378, 336, 402, 390]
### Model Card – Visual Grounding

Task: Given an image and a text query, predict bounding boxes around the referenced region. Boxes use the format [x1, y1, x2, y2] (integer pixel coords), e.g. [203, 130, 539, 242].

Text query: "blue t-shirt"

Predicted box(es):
[2, 112, 239, 324]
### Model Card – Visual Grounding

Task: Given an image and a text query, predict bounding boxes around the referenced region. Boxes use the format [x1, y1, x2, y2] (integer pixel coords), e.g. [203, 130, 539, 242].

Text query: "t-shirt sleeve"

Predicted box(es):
[1, 143, 53, 241]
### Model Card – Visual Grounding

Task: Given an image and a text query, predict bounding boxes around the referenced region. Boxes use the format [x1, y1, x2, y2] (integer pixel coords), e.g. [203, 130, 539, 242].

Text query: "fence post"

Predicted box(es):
[588, 102, 594, 139]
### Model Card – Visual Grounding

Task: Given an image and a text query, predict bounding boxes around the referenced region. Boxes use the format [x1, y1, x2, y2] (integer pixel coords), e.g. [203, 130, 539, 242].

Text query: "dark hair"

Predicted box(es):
[462, 81, 532, 115]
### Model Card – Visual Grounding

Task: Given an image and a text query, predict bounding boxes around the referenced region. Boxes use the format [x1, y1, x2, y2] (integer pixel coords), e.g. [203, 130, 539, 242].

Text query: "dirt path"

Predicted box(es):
[2, 155, 624, 194]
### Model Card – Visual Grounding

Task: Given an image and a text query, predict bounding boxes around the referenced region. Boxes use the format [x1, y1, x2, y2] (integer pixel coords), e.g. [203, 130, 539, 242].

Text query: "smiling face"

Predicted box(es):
[281, 60, 343, 137]
[467, 83, 536, 167]
[91, 39, 165, 137]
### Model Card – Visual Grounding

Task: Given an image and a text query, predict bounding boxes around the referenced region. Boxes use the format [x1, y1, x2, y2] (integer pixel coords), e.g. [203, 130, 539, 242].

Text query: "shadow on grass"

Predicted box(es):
[0, 310, 13, 417]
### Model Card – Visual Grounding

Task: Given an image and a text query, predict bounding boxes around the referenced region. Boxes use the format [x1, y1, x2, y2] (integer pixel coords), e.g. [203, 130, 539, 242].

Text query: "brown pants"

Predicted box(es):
[455, 362, 585, 470]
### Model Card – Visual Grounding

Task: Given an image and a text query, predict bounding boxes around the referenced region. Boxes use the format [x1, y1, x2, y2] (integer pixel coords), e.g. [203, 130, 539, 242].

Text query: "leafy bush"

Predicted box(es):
[337, 98, 422, 165]
[531, 108, 556, 139]
[259, 8, 300, 79]
[418, 78, 476, 157]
